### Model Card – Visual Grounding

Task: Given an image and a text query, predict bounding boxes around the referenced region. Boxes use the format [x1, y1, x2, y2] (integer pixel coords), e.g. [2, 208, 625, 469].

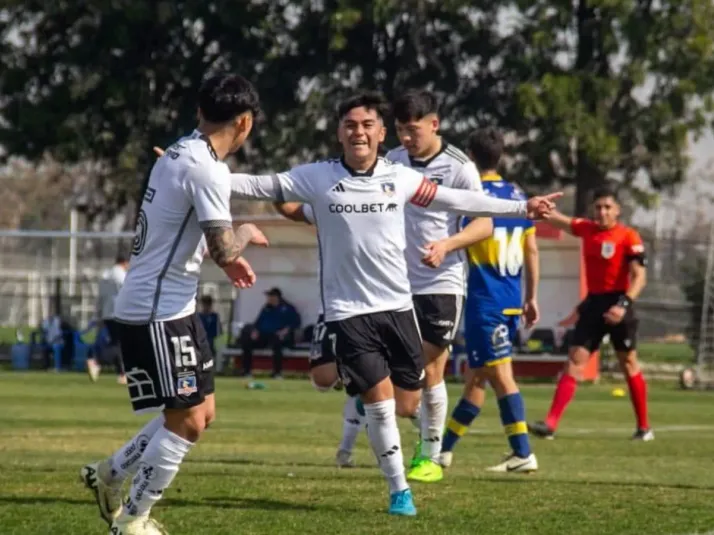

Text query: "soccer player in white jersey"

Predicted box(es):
[228, 91, 562, 516]
[79, 73, 265, 535]
[386, 89, 494, 483]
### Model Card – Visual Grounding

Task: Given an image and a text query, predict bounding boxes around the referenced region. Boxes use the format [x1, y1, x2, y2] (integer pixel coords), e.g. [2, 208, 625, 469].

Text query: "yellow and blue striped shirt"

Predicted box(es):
[463, 174, 534, 314]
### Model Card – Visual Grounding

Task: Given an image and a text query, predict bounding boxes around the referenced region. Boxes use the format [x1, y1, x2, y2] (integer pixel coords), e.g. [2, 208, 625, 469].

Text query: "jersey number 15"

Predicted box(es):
[170, 335, 198, 368]
[493, 227, 524, 276]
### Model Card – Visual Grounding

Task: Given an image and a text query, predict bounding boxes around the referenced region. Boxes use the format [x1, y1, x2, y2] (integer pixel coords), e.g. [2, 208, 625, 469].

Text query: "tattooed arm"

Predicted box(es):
[203, 225, 244, 267]
[203, 223, 269, 267]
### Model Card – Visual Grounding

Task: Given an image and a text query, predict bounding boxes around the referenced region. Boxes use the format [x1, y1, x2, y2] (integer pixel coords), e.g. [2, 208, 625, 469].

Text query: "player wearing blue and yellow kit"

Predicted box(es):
[439, 128, 539, 472]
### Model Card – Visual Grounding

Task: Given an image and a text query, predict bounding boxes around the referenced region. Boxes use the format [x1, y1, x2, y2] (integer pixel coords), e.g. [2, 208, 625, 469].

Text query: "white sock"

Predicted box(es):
[421, 381, 448, 462]
[364, 399, 408, 494]
[409, 402, 422, 431]
[108, 415, 165, 485]
[123, 426, 193, 518]
[338, 396, 364, 453]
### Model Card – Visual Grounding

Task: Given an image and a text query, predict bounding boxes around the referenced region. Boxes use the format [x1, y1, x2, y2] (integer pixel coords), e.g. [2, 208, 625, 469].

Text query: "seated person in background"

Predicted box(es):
[198, 295, 222, 359]
[40, 312, 64, 371]
[240, 288, 301, 378]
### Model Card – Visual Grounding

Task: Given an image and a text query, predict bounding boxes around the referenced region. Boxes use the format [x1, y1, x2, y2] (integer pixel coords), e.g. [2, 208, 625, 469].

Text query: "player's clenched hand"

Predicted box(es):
[523, 299, 540, 328]
[422, 240, 448, 268]
[603, 305, 625, 325]
[222, 256, 256, 289]
[153, 146, 165, 158]
[236, 223, 269, 247]
[526, 192, 563, 220]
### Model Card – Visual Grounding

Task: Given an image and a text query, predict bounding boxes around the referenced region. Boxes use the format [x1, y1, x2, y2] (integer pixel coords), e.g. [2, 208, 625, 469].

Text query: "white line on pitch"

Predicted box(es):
[460, 424, 714, 435]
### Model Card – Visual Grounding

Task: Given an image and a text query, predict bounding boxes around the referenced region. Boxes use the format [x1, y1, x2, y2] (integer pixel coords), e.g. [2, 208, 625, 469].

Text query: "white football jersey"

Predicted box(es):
[97, 264, 127, 320]
[231, 158, 527, 322]
[115, 130, 233, 323]
[386, 143, 482, 295]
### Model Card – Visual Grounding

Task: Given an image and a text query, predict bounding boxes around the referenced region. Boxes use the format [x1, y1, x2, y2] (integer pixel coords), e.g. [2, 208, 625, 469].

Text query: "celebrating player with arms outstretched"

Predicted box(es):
[386, 89, 494, 483]
[80, 73, 265, 535]
[227, 91, 562, 516]
[438, 128, 540, 472]
[529, 187, 652, 440]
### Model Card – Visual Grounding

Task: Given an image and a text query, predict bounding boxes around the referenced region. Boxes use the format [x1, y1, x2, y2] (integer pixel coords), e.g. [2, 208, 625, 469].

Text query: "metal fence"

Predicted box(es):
[0, 230, 240, 332]
[0, 228, 712, 367]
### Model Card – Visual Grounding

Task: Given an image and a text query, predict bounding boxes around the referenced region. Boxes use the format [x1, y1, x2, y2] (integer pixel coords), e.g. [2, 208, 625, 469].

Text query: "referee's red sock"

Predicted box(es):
[626, 371, 649, 430]
[544, 374, 578, 430]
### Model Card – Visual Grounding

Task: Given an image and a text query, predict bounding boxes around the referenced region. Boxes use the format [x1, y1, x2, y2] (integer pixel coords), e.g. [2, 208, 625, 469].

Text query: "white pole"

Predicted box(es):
[653, 198, 663, 280]
[69, 209, 78, 296]
[28, 273, 36, 327]
[696, 219, 714, 378]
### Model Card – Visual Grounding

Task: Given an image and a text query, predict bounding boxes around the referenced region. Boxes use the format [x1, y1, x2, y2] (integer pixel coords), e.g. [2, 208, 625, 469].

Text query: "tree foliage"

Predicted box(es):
[1, 0, 713, 224]
[505, 0, 714, 214]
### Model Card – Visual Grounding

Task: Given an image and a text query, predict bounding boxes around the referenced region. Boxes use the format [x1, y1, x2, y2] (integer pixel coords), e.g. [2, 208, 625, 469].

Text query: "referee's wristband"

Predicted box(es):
[617, 295, 633, 309]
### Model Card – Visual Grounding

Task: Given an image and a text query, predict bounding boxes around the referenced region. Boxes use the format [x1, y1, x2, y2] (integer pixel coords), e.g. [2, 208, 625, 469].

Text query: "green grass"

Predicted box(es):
[635, 342, 695, 363]
[1, 374, 714, 534]
[0, 326, 33, 344]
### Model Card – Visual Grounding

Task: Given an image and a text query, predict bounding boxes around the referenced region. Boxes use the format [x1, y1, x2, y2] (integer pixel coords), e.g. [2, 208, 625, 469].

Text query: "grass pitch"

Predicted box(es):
[1, 373, 713, 535]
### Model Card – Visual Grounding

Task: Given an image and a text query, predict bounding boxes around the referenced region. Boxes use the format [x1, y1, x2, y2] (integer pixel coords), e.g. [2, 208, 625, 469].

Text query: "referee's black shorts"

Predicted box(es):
[571, 292, 639, 352]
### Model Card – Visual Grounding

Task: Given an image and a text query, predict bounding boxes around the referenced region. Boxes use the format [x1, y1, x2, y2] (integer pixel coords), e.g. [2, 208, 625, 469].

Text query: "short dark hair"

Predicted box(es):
[265, 287, 283, 299]
[393, 89, 439, 123]
[467, 127, 504, 170]
[200, 295, 213, 306]
[592, 186, 619, 203]
[336, 91, 390, 122]
[198, 73, 261, 124]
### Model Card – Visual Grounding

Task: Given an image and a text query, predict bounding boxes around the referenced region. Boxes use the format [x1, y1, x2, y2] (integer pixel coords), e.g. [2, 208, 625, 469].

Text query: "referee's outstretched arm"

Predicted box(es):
[542, 210, 574, 234]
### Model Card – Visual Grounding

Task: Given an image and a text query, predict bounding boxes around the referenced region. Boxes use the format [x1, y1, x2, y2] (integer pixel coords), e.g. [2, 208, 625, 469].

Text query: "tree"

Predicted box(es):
[0, 158, 77, 230]
[503, 0, 714, 214]
[251, 0, 714, 214]
[0, 1, 286, 225]
[2, 0, 713, 221]
[252, 0, 511, 159]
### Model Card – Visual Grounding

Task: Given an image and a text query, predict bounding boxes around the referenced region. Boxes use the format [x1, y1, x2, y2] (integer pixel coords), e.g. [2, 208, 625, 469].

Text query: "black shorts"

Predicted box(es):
[308, 314, 337, 370]
[326, 309, 424, 397]
[571, 293, 639, 352]
[117, 313, 215, 414]
[412, 294, 464, 348]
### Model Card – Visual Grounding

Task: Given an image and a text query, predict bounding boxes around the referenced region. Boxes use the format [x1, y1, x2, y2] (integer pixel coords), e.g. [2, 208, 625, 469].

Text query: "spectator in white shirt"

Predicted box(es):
[87, 254, 129, 383]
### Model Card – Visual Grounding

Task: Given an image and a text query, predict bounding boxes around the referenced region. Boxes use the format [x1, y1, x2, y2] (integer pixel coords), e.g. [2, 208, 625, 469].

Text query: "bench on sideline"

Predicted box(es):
[218, 346, 567, 378]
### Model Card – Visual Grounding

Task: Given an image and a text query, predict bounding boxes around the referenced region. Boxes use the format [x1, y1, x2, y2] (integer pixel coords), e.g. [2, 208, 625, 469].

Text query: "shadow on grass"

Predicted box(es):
[165, 496, 318, 512]
[485, 476, 714, 492]
[0, 495, 349, 514]
[0, 496, 94, 507]
[185, 457, 374, 470]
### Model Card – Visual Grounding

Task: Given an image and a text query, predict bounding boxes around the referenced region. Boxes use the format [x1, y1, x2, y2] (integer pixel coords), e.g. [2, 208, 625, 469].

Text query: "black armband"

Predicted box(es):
[617, 295, 632, 309]
[627, 253, 647, 267]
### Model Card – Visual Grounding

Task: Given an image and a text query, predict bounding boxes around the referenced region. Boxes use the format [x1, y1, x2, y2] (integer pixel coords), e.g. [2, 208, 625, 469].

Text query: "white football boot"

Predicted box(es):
[486, 452, 538, 473]
[80, 459, 123, 524]
[110, 512, 168, 535]
[438, 451, 453, 468]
